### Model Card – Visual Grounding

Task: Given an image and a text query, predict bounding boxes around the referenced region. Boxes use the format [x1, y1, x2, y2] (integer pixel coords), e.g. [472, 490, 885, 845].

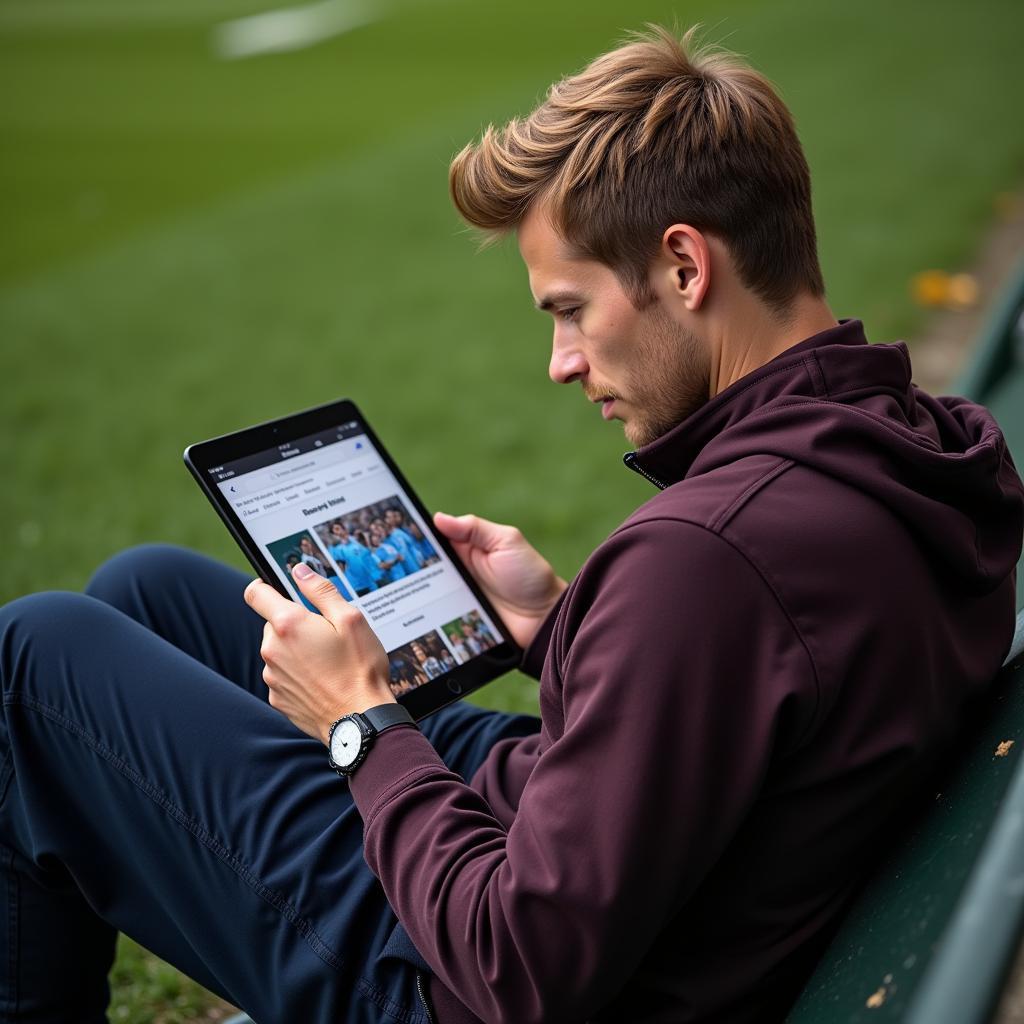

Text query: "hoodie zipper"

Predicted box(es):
[623, 451, 668, 490]
[416, 971, 437, 1024]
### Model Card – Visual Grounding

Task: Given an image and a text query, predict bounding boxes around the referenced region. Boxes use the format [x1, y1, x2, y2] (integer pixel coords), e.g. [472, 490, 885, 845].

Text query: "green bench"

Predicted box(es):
[785, 259, 1024, 1022]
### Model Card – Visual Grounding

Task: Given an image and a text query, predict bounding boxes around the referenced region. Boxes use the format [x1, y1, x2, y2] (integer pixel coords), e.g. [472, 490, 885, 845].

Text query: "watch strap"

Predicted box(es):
[362, 703, 416, 735]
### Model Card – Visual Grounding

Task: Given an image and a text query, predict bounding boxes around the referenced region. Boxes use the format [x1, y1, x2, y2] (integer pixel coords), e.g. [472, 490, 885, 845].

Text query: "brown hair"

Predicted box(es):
[449, 25, 824, 312]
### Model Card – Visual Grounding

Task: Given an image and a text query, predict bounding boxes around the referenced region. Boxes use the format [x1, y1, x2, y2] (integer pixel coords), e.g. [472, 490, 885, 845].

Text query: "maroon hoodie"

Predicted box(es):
[350, 320, 1024, 1023]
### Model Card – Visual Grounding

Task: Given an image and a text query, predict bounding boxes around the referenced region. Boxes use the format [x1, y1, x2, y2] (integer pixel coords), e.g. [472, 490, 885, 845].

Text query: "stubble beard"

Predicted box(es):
[622, 307, 711, 448]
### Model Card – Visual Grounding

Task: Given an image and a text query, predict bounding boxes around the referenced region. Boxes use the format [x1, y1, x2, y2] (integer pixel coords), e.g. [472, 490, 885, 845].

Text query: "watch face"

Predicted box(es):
[330, 718, 363, 769]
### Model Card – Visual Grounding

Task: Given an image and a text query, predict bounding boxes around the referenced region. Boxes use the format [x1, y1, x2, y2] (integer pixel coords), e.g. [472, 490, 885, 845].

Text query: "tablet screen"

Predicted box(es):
[206, 420, 504, 700]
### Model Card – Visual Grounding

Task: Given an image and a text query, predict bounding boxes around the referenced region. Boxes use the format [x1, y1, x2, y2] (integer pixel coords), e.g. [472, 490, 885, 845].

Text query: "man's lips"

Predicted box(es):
[588, 388, 621, 421]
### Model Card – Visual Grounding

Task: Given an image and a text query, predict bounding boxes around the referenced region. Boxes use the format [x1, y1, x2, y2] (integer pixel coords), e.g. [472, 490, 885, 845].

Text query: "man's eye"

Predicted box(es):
[559, 307, 580, 323]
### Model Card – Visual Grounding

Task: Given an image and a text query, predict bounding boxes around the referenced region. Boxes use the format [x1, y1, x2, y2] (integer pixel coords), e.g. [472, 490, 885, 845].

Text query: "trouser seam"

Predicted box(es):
[3, 692, 426, 1024]
[0, 752, 13, 812]
[2, 843, 18, 1021]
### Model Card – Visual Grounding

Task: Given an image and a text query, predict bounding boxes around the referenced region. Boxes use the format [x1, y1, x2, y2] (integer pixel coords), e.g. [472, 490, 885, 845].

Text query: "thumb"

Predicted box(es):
[434, 512, 503, 551]
[291, 562, 349, 623]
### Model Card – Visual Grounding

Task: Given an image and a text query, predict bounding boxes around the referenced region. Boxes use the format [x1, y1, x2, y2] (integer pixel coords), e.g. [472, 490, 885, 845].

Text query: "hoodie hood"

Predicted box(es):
[629, 320, 1024, 593]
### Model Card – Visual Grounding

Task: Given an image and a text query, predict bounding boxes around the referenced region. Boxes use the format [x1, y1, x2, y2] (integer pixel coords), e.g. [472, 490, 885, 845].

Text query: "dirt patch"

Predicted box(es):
[910, 191, 1024, 395]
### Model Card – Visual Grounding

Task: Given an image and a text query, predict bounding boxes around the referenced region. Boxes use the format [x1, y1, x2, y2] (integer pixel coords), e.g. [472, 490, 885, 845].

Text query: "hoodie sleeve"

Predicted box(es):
[519, 591, 563, 680]
[350, 518, 818, 1023]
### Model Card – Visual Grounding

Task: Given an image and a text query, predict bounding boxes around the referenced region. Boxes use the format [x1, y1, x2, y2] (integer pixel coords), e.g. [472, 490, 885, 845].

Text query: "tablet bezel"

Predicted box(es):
[184, 397, 524, 721]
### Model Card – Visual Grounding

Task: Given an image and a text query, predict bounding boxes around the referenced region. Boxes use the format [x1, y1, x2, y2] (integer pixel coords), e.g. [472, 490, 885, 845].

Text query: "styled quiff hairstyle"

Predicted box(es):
[449, 25, 824, 312]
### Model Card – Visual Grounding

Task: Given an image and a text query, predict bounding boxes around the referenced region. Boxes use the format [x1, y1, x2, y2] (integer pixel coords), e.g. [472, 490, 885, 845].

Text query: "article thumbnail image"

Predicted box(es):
[441, 610, 498, 664]
[387, 630, 456, 697]
[311, 495, 440, 596]
[265, 529, 351, 610]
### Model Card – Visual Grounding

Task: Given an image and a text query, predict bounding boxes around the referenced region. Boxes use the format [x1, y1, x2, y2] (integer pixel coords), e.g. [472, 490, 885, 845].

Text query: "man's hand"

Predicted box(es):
[433, 512, 567, 649]
[244, 565, 396, 745]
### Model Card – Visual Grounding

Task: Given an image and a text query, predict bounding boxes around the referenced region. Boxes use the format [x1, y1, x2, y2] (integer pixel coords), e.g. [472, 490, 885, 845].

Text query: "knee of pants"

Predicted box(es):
[0, 591, 115, 696]
[84, 543, 200, 612]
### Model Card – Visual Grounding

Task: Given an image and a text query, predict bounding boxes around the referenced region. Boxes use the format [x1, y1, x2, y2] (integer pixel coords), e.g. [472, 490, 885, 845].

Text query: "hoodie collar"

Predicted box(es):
[624, 320, 907, 488]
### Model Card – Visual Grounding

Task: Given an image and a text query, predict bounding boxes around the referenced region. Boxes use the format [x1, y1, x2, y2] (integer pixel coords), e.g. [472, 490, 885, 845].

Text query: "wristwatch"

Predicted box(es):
[327, 703, 416, 778]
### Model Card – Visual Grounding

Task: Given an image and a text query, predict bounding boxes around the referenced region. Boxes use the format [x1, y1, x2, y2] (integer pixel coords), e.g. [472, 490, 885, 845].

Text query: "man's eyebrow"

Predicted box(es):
[535, 290, 584, 312]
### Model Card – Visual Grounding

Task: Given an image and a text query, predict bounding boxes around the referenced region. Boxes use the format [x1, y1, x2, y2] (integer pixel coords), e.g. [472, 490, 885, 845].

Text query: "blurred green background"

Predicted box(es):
[1, 0, 1023, 1019]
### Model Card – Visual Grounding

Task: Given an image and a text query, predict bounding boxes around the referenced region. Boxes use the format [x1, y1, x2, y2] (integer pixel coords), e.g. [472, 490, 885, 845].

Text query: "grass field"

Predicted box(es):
[2, 0, 1023, 1019]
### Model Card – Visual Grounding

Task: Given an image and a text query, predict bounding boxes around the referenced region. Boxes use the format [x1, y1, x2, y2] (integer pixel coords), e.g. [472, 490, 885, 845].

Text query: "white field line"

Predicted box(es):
[212, 0, 377, 60]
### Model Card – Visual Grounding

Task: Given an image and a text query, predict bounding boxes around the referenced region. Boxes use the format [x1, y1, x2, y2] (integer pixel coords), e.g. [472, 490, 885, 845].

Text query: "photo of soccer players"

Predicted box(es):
[441, 610, 498, 664]
[265, 529, 352, 610]
[386, 629, 457, 696]
[312, 495, 440, 596]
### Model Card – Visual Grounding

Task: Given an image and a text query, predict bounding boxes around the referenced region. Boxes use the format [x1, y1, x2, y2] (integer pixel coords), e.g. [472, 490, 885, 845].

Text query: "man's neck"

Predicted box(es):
[710, 293, 837, 397]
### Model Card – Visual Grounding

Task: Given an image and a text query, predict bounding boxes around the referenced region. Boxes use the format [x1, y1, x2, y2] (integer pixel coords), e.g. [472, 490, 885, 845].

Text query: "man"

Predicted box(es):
[407, 520, 439, 565]
[0, 25, 1021, 1024]
[368, 521, 407, 585]
[410, 640, 445, 682]
[298, 535, 330, 578]
[459, 620, 484, 658]
[384, 508, 426, 575]
[449, 630, 471, 665]
[469, 613, 496, 649]
[326, 520, 377, 597]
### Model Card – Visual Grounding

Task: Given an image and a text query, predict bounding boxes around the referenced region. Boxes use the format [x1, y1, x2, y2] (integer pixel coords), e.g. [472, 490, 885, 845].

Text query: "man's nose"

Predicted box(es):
[548, 333, 589, 384]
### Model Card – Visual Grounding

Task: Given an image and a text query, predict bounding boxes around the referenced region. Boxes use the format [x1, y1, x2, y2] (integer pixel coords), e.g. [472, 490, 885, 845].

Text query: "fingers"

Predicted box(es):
[244, 578, 292, 622]
[434, 511, 512, 551]
[290, 563, 355, 626]
[432, 511, 469, 540]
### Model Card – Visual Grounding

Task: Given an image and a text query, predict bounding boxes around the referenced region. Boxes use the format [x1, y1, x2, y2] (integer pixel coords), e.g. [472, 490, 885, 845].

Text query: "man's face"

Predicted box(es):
[518, 206, 710, 447]
[385, 510, 402, 528]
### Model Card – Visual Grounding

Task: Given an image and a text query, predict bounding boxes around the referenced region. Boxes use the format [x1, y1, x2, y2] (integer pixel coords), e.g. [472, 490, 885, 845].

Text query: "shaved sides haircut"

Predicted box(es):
[450, 25, 824, 313]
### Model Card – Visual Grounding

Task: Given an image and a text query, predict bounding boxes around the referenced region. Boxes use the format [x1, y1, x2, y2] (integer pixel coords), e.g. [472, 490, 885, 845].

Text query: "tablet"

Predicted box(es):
[184, 398, 522, 720]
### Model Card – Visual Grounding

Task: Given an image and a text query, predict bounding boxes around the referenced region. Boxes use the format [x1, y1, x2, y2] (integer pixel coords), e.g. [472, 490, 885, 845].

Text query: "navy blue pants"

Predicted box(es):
[0, 545, 540, 1023]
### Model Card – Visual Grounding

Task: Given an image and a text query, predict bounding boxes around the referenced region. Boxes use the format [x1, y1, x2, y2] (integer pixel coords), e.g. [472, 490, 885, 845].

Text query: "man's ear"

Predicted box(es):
[660, 224, 711, 312]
